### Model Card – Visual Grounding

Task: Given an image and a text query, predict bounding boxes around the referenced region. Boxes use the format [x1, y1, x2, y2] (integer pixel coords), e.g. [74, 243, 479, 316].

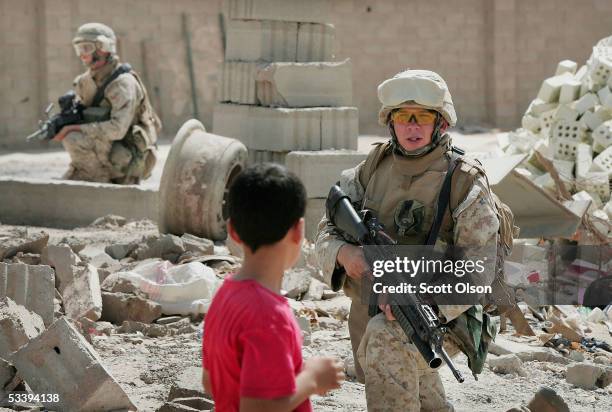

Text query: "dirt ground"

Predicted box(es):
[1, 221, 610, 412]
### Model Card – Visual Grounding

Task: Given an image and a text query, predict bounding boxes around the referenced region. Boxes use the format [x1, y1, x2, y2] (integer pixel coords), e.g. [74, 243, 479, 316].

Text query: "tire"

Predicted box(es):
[158, 119, 248, 240]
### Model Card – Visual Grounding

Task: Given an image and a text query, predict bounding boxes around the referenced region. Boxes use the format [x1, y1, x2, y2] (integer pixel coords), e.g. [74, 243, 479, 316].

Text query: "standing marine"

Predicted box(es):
[316, 69, 505, 411]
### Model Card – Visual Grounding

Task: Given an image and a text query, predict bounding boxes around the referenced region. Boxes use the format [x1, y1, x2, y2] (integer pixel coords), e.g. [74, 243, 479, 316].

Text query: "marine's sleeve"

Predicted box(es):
[437, 172, 500, 323]
[80, 74, 142, 141]
[315, 161, 366, 291]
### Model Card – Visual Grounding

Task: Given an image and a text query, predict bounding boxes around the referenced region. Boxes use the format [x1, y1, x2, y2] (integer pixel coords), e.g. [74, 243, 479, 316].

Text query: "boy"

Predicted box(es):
[203, 163, 345, 412]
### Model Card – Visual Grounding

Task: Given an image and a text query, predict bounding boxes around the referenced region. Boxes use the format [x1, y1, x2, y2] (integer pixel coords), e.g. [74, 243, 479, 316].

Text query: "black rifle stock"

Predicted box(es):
[326, 184, 465, 383]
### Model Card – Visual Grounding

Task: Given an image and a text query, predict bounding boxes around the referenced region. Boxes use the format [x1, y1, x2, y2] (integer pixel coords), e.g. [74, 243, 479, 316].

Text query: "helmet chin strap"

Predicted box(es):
[88, 50, 113, 69]
[389, 112, 445, 158]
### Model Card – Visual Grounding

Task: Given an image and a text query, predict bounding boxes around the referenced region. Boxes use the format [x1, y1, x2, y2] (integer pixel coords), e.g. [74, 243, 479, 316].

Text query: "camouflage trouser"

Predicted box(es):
[357, 313, 454, 412]
[62, 131, 138, 184]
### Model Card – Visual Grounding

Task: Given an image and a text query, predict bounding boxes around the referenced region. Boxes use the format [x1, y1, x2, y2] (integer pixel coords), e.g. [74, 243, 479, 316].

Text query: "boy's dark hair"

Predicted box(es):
[228, 163, 307, 252]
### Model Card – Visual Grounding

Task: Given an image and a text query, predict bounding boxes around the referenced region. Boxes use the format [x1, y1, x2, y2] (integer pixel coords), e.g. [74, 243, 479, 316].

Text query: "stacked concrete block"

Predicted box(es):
[0, 263, 55, 327]
[216, 0, 358, 239]
[503, 35, 612, 240]
[12, 317, 136, 411]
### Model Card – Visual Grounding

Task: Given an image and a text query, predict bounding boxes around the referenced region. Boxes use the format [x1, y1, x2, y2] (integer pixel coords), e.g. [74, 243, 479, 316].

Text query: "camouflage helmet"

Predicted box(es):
[72, 23, 117, 55]
[377, 69, 457, 127]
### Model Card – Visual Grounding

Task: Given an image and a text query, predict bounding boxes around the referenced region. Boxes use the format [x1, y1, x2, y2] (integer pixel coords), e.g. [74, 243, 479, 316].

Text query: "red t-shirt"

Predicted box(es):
[203, 276, 312, 412]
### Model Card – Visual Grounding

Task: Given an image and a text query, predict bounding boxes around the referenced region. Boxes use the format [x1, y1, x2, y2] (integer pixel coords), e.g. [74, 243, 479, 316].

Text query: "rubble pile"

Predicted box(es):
[500, 36, 612, 240]
[0, 224, 233, 411]
[213, 0, 366, 239]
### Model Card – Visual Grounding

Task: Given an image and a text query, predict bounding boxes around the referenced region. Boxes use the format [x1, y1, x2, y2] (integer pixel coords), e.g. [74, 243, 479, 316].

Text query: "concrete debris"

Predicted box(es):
[0, 297, 45, 357]
[543, 315, 584, 342]
[312, 296, 350, 320]
[281, 268, 312, 299]
[157, 401, 204, 412]
[12, 317, 137, 411]
[565, 363, 609, 390]
[180, 234, 214, 256]
[133, 234, 186, 262]
[90, 214, 128, 228]
[488, 354, 527, 376]
[502, 35, 612, 241]
[516, 351, 571, 365]
[105, 241, 138, 260]
[587, 307, 607, 323]
[101, 292, 162, 324]
[4, 252, 41, 265]
[61, 263, 102, 321]
[156, 315, 185, 325]
[0, 231, 48, 261]
[101, 276, 145, 296]
[0, 262, 55, 326]
[304, 277, 327, 300]
[168, 397, 214, 411]
[167, 366, 211, 402]
[41, 244, 81, 290]
[296, 316, 312, 346]
[0, 357, 17, 400]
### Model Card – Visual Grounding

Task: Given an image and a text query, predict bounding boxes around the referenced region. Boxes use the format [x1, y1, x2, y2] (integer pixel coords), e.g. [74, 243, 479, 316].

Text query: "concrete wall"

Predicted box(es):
[1, 0, 611, 147]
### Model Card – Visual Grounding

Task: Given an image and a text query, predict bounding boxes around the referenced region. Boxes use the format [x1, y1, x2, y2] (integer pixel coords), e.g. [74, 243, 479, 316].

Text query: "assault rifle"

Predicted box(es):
[326, 184, 465, 382]
[26, 91, 110, 142]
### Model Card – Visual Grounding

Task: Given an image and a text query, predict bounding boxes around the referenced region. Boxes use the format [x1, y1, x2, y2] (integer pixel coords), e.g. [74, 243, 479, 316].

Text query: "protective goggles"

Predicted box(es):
[390, 108, 438, 126]
[73, 41, 97, 56]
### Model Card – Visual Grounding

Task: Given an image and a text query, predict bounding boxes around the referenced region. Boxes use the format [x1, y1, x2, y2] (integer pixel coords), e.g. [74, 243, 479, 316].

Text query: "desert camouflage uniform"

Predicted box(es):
[63, 58, 160, 184]
[315, 136, 499, 411]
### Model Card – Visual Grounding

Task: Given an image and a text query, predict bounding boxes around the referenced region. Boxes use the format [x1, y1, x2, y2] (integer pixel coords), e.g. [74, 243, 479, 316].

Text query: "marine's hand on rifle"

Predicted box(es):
[53, 124, 81, 142]
[379, 304, 396, 321]
[337, 244, 371, 280]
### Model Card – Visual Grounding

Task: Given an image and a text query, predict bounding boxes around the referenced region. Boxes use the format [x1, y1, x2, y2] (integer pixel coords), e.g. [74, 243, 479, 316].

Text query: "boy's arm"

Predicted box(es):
[202, 368, 212, 395]
[239, 369, 317, 412]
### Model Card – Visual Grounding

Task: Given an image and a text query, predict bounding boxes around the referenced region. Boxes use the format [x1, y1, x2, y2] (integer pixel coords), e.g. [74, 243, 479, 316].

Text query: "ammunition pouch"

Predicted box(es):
[110, 125, 156, 180]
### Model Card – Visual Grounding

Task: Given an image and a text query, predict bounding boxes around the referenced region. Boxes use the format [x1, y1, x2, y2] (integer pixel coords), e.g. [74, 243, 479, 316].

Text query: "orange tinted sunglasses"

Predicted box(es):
[391, 109, 438, 126]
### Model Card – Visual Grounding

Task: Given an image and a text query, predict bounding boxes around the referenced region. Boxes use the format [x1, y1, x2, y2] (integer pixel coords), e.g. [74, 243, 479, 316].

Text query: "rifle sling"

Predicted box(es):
[425, 149, 462, 246]
[91, 63, 132, 108]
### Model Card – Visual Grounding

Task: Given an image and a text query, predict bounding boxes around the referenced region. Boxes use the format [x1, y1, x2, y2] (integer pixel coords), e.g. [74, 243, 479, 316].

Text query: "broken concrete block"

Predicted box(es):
[575, 92, 599, 114]
[41, 244, 81, 290]
[551, 159, 574, 178]
[168, 366, 209, 401]
[540, 109, 556, 136]
[0, 232, 49, 261]
[172, 397, 214, 411]
[559, 79, 581, 103]
[90, 214, 127, 228]
[225, 20, 297, 61]
[219, 62, 257, 104]
[247, 149, 288, 166]
[101, 291, 162, 324]
[0, 297, 45, 358]
[296, 22, 335, 62]
[605, 200, 612, 219]
[282, 268, 312, 299]
[223, 0, 330, 23]
[180, 234, 214, 256]
[0, 357, 17, 400]
[61, 264, 102, 321]
[537, 73, 574, 103]
[566, 363, 605, 390]
[555, 60, 578, 76]
[321, 107, 359, 150]
[133, 234, 186, 262]
[488, 354, 526, 376]
[592, 146, 612, 174]
[157, 402, 202, 412]
[304, 277, 327, 300]
[296, 316, 311, 346]
[576, 143, 593, 178]
[12, 317, 137, 411]
[256, 60, 352, 107]
[285, 150, 366, 197]
[105, 242, 137, 260]
[305, 198, 326, 241]
[0, 263, 55, 327]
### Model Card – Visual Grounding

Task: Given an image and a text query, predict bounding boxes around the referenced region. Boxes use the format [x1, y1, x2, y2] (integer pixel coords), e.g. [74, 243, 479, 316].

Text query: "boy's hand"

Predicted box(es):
[337, 244, 370, 280]
[303, 357, 345, 395]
